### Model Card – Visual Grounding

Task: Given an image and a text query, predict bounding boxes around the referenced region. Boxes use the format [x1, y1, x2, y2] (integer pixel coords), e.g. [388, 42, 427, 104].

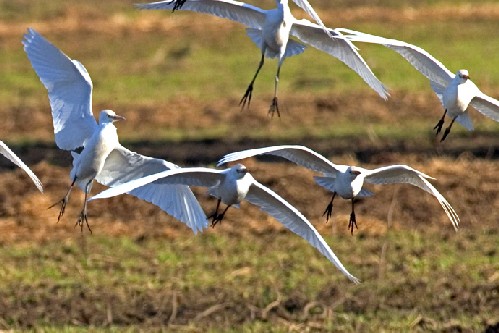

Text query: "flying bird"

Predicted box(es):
[23, 28, 208, 233]
[90, 163, 360, 283]
[217, 145, 460, 233]
[337, 28, 499, 141]
[137, 0, 388, 116]
[0, 141, 43, 192]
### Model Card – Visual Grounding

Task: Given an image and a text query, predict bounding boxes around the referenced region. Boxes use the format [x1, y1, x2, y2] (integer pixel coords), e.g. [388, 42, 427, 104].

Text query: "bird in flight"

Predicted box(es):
[338, 28, 499, 141]
[137, 0, 389, 116]
[23, 28, 208, 233]
[90, 163, 361, 283]
[218, 145, 460, 234]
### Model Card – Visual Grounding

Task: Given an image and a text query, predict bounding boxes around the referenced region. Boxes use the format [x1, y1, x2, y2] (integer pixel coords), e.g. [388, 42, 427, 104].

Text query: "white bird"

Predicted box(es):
[89, 163, 360, 283]
[137, 0, 389, 116]
[217, 145, 460, 233]
[337, 28, 499, 141]
[23, 28, 208, 233]
[0, 141, 43, 192]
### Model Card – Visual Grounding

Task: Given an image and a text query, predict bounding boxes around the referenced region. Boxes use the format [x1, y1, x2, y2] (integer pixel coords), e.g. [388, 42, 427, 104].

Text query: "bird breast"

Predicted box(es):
[443, 81, 473, 115]
[263, 8, 291, 54]
[73, 124, 119, 182]
[334, 173, 364, 199]
[215, 174, 252, 206]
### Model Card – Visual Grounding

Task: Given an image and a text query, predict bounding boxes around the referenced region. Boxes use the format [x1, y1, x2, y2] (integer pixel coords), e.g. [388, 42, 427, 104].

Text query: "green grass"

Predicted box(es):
[0, 226, 496, 331]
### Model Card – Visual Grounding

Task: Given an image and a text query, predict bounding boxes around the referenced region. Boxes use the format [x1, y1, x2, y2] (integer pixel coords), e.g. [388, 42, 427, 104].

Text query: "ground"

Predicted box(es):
[0, 1, 498, 331]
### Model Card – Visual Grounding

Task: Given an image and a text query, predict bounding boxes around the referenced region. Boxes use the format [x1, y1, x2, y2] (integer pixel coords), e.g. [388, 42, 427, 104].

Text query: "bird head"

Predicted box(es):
[347, 167, 362, 179]
[232, 164, 249, 179]
[456, 69, 470, 83]
[99, 110, 126, 124]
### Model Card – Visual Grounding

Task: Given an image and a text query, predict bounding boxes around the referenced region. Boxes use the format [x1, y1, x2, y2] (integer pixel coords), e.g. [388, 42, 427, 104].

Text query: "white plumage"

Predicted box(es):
[90, 163, 360, 283]
[218, 145, 460, 232]
[337, 28, 499, 141]
[0, 141, 43, 192]
[23, 28, 207, 233]
[137, 0, 388, 115]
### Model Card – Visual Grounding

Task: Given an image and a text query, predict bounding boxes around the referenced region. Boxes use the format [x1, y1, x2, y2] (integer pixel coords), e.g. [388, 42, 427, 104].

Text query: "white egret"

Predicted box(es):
[337, 28, 499, 141]
[90, 163, 360, 283]
[23, 28, 207, 233]
[137, 0, 389, 116]
[217, 145, 460, 233]
[0, 141, 43, 192]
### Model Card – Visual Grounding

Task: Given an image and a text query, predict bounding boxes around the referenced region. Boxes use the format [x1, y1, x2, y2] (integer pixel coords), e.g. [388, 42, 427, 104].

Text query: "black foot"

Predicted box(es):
[240, 84, 254, 110]
[433, 118, 445, 135]
[75, 211, 92, 234]
[322, 202, 333, 222]
[440, 127, 452, 142]
[48, 197, 69, 222]
[268, 97, 280, 117]
[207, 212, 225, 228]
[348, 212, 358, 235]
[171, 0, 186, 11]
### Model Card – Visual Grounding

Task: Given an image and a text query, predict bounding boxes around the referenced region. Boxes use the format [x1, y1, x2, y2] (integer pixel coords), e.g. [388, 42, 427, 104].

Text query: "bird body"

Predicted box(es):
[218, 145, 460, 231]
[208, 165, 252, 206]
[71, 110, 122, 190]
[264, 1, 290, 55]
[90, 164, 360, 283]
[24, 28, 208, 233]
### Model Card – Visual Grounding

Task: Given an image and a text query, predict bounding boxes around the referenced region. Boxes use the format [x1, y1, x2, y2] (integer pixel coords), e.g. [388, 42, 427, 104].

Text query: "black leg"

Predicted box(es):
[207, 199, 221, 227]
[348, 199, 358, 235]
[75, 180, 92, 233]
[268, 64, 282, 117]
[211, 205, 230, 227]
[433, 109, 447, 135]
[440, 115, 457, 142]
[240, 53, 265, 111]
[322, 192, 337, 222]
[48, 176, 77, 222]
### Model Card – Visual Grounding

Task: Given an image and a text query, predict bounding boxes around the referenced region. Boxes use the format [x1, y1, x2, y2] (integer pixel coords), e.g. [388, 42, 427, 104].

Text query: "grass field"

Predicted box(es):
[0, 0, 498, 332]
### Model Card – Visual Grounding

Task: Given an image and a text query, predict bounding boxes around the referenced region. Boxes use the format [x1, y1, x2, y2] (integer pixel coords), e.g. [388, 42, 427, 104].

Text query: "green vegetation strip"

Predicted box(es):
[0, 228, 496, 331]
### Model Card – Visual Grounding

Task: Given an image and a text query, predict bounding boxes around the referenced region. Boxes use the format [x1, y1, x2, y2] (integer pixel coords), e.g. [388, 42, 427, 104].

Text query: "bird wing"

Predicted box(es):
[290, 20, 389, 100]
[338, 28, 454, 89]
[217, 145, 339, 175]
[290, 0, 336, 40]
[364, 165, 460, 230]
[137, 0, 266, 29]
[22, 28, 97, 151]
[470, 93, 499, 122]
[94, 146, 214, 233]
[0, 141, 43, 192]
[246, 180, 359, 283]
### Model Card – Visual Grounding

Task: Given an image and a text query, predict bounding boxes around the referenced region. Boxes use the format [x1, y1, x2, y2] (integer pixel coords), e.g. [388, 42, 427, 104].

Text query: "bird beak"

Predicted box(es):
[351, 170, 361, 176]
[110, 114, 126, 121]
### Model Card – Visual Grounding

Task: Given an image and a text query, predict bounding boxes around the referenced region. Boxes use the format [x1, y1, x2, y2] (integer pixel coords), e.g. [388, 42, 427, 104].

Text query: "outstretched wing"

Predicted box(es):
[290, 21, 389, 100]
[23, 28, 97, 151]
[137, 0, 266, 29]
[95, 146, 214, 233]
[338, 28, 454, 89]
[0, 141, 43, 192]
[218, 145, 340, 175]
[470, 93, 499, 123]
[246, 180, 359, 283]
[364, 165, 459, 230]
[291, 0, 335, 40]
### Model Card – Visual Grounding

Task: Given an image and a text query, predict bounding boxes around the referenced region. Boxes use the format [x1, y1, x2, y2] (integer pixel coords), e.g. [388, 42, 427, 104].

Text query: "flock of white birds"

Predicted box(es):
[4, 0, 496, 283]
